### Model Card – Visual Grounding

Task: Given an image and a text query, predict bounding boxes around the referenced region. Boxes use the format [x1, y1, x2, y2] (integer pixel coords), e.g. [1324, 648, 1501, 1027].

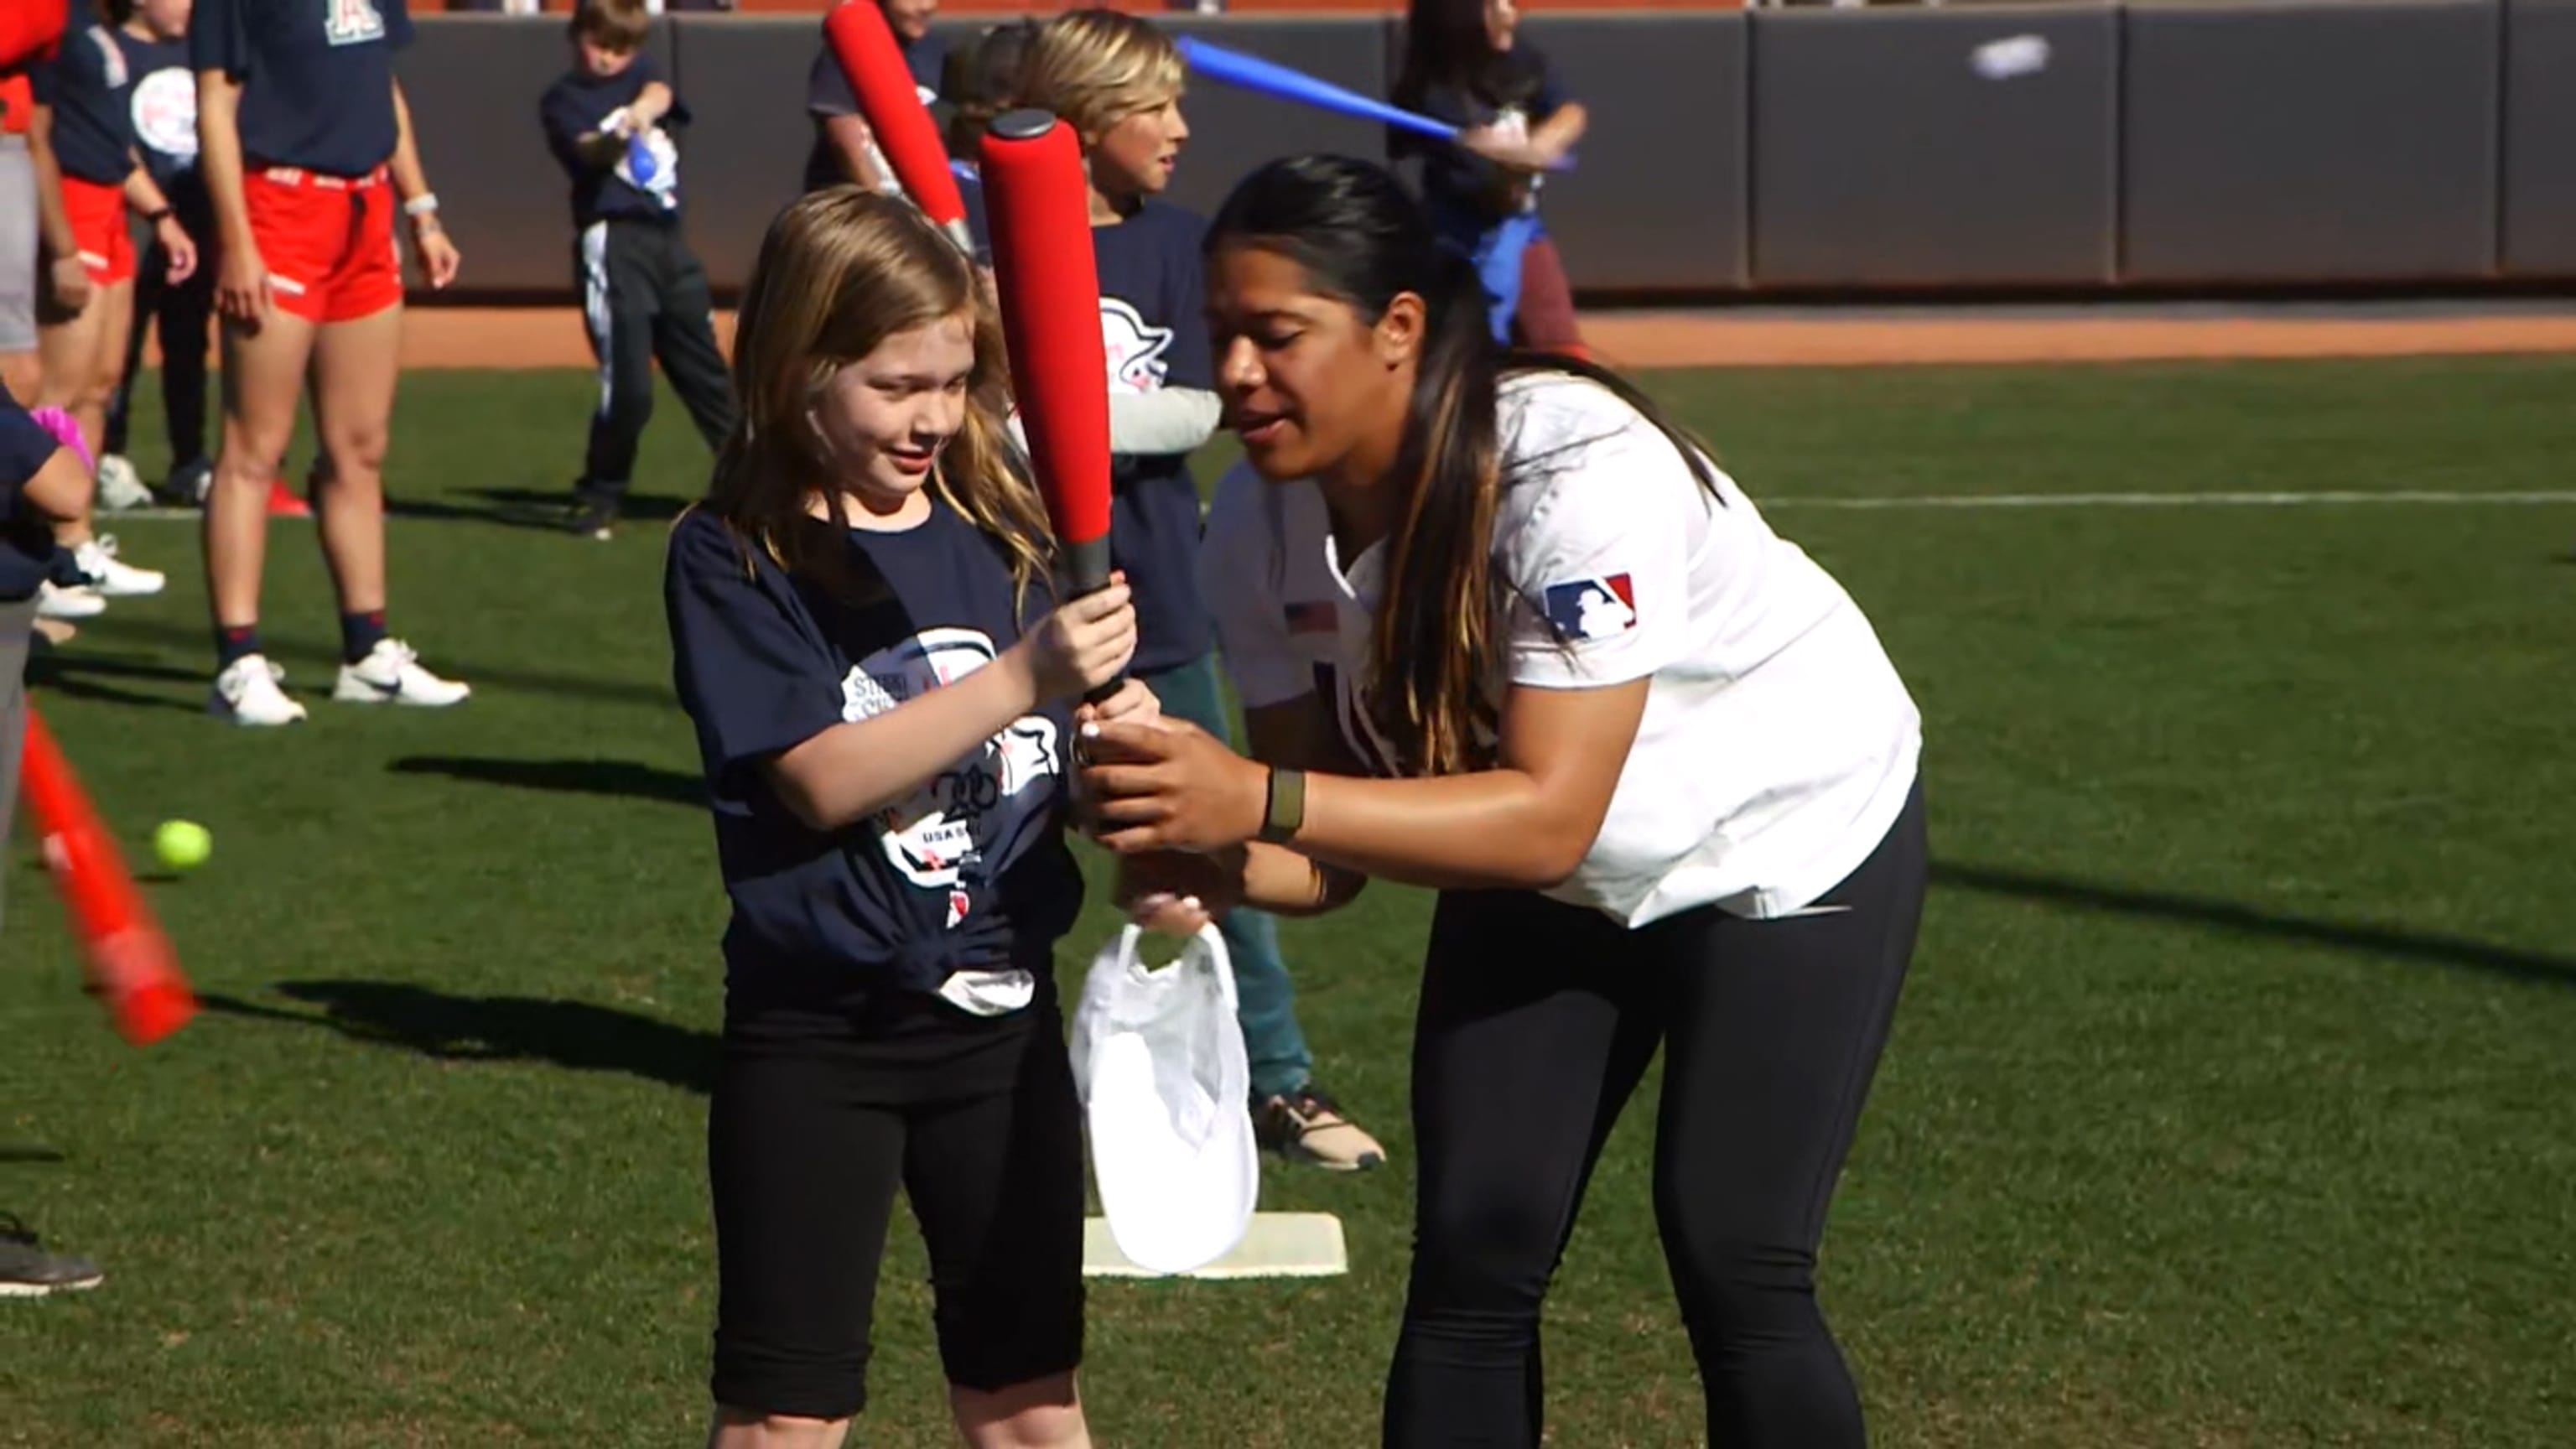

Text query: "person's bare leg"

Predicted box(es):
[952, 1374, 1089, 1449]
[704, 1405, 852, 1449]
[47, 278, 131, 548]
[205, 310, 317, 634]
[308, 305, 399, 621]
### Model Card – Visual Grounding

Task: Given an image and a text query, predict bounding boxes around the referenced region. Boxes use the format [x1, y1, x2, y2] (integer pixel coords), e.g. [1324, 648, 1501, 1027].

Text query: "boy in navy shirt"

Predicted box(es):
[802, 0, 946, 196]
[101, 0, 217, 506]
[1019, 8, 1386, 1172]
[540, 0, 735, 541]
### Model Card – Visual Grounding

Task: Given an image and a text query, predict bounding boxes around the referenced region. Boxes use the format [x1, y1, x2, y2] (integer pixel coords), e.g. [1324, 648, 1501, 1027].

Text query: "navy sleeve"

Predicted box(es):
[665, 512, 847, 789]
[382, 0, 413, 53]
[806, 44, 854, 119]
[0, 390, 63, 527]
[189, 0, 247, 80]
[1161, 210, 1213, 392]
[538, 79, 594, 173]
[27, 48, 55, 105]
[1529, 49, 1566, 118]
[635, 56, 693, 129]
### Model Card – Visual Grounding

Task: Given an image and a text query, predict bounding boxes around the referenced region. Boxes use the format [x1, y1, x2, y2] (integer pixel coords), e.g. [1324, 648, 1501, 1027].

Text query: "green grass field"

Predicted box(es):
[4, 354, 2573, 1446]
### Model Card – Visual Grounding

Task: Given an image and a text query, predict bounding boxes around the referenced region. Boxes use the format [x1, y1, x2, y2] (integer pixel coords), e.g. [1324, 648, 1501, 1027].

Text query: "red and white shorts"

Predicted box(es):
[60, 174, 133, 288]
[242, 164, 402, 325]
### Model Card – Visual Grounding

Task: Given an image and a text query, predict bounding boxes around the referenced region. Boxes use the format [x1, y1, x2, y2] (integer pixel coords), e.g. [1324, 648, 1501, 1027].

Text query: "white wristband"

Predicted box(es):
[402, 192, 440, 218]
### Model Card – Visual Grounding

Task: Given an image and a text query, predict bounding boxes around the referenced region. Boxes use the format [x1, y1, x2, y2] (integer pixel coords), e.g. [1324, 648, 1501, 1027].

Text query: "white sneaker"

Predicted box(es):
[210, 654, 307, 727]
[332, 638, 470, 708]
[35, 582, 106, 620]
[74, 535, 164, 597]
[94, 454, 153, 512]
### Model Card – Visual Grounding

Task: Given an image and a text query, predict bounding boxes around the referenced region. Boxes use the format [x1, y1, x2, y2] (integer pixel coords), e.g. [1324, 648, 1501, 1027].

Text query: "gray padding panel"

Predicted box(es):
[2121, 0, 2499, 283]
[1749, 4, 2116, 288]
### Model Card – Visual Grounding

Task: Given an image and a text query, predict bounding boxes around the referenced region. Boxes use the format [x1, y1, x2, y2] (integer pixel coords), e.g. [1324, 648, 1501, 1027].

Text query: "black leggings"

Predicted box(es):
[1385, 783, 1926, 1449]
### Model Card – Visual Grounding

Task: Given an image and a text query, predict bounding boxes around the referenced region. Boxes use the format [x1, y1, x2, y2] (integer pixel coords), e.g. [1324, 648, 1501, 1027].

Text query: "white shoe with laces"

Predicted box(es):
[332, 638, 470, 708]
[35, 582, 106, 620]
[94, 454, 153, 512]
[210, 654, 308, 727]
[74, 535, 164, 597]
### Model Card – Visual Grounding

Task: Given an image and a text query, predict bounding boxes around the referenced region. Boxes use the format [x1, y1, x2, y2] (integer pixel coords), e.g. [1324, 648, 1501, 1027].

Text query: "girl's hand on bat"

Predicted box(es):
[1017, 571, 1135, 703]
[1075, 678, 1161, 731]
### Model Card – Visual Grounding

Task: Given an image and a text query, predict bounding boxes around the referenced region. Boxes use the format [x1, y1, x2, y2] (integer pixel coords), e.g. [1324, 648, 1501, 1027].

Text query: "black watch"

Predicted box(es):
[142, 206, 172, 224]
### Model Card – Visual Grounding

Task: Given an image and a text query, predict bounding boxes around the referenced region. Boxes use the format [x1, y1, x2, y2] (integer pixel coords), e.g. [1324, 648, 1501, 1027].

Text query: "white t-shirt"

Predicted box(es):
[1197, 371, 1922, 927]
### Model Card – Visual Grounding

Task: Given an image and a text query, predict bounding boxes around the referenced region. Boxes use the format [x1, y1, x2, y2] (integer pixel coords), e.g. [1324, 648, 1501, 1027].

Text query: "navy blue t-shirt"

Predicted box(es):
[30, 18, 133, 184]
[0, 387, 81, 605]
[540, 55, 691, 226]
[1092, 199, 1215, 673]
[117, 29, 202, 207]
[190, 0, 412, 177]
[664, 501, 1083, 998]
[801, 23, 947, 194]
[1393, 49, 1566, 226]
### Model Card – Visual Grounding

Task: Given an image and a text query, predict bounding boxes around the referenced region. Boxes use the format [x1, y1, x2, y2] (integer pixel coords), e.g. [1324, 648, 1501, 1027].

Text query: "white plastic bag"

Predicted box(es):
[1069, 922, 1258, 1275]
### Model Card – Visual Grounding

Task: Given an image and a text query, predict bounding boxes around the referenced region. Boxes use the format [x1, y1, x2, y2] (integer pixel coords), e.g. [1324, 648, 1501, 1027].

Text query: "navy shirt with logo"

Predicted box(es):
[540, 55, 690, 226]
[1091, 199, 1215, 673]
[191, 0, 412, 177]
[664, 501, 1083, 999]
[29, 15, 132, 184]
[800, 23, 946, 194]
[0, 387, 80, 605]
[117, 28, 202, 209]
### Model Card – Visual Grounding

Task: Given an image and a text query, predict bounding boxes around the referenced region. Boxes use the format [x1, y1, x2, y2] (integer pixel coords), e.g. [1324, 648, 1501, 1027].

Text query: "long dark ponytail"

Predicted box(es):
[1207, 155, 1722, 777]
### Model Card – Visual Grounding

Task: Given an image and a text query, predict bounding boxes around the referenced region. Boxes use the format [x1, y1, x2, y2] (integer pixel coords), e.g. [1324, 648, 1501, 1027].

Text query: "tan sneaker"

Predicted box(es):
[1254, 1088, 1386, 1172]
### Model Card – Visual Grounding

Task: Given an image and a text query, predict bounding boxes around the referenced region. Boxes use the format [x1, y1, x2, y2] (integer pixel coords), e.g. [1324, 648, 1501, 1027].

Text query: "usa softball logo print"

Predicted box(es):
[130, 68, 198, 161]
[1099, 299, 1173, 395]
[326, 0, 387, 45]
[1541, 574, 1638, 642]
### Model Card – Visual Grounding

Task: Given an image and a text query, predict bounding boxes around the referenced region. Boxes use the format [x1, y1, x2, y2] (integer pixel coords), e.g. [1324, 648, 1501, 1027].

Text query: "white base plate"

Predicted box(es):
[1083, 1212, 1349, 1280]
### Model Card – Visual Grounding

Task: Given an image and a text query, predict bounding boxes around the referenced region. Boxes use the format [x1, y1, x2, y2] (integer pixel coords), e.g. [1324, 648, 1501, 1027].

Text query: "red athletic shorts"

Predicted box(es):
[61, 174, 132, 287]
[242, 164, 402, 324]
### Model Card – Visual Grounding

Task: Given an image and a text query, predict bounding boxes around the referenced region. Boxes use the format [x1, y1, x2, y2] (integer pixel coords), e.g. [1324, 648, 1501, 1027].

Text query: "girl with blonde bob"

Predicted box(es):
[665, 186, 1153, 1449]
[1019, 6, 1392, 1174]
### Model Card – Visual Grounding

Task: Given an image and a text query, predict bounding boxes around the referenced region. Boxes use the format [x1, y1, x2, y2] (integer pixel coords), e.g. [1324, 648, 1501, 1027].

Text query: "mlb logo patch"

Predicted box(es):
[1285, 600, 1336, 636]
[1541, 574, 1638, 642]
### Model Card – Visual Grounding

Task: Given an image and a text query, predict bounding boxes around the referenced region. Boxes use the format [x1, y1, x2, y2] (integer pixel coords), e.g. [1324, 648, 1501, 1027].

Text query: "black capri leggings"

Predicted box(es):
[1385, 782, 1926, 1449]
[707, 982, 1086, 1421]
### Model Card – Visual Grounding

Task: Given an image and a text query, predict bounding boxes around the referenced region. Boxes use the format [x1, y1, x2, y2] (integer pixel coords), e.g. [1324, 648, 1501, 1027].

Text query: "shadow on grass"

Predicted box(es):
[389, 755, 703, 808]
[25, 650, 205, 714]
[200, 982, 714, 1094]
[383, 487, 689, 532]
[1935, 861, 2576, 989]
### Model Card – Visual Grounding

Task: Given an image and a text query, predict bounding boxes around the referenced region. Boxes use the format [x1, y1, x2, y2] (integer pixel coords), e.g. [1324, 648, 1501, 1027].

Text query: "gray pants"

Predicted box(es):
[0, 598, 33, 936]
[0, 135, 37, 355]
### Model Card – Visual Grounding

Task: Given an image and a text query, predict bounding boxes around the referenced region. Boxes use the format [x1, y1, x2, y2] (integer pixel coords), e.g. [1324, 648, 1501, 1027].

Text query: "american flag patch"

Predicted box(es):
[1540, 574, 1638, 642]
[1285, 600, 1336, 635]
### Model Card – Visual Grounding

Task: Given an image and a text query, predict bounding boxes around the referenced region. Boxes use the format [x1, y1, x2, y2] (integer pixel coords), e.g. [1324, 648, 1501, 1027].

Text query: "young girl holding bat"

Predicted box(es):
[1083, 155, 1926, 1449]
[665, 187, 1153, 1449]
[1018, 5, 1389, 1173]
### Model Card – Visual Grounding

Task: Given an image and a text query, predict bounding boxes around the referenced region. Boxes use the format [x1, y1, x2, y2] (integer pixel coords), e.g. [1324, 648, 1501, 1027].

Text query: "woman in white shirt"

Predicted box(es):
[1079, 153, 1925, 1449]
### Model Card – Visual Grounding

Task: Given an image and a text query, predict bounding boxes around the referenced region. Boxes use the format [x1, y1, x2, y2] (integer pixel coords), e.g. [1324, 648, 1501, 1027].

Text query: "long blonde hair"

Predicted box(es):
[705, 187, 1054, 608]
[1016, 8, 1185, 144]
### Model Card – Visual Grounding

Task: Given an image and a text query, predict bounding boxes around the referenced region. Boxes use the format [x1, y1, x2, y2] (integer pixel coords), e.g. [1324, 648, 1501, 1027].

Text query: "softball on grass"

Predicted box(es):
[153, 820, 212, 870]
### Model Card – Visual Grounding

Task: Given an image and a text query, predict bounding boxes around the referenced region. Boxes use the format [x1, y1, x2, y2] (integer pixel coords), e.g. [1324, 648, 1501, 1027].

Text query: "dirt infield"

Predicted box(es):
[394, 302, 2576, 372]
